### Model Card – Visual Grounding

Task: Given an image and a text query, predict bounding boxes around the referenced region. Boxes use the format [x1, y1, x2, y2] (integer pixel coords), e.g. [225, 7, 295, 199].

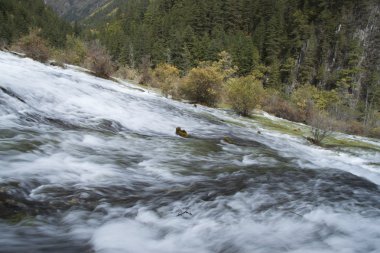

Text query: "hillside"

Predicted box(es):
[0, 0, 72, 47]
[91, 0, 380, 132]
[44, 0, 121, 23]
[44, 0, 109, 21]
[96, 0, 380, 80]
[2, 0, 378, 137]
[43, 0, 380, 90]
[38, 0, 380, 135]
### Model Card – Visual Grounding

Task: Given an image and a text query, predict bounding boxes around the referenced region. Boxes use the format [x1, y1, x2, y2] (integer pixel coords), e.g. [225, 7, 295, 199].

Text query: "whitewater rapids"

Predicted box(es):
[0, 52, 379, 253]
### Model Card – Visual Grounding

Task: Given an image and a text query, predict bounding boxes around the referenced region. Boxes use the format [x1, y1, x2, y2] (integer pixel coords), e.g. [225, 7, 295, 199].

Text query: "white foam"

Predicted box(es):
[89, 205, 380, 253]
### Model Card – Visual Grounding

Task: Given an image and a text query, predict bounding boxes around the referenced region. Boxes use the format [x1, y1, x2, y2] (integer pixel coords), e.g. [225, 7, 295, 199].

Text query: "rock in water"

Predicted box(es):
[223, 137, 234, 144]
[176, 127, 188, 138]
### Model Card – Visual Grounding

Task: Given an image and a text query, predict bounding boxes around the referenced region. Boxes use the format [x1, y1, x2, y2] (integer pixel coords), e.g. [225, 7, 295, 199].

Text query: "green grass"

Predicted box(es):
[249, 114, 307, 137]
[220, 118, 246, 127]
[323, 137, 380, 152]
[249, 114, 380, 152]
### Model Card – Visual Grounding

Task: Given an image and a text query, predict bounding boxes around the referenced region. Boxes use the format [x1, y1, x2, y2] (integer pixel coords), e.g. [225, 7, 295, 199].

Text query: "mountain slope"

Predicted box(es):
[92, 0, 379, 117]
[44, 0, 118, 22]
[0, 0, 72, 47]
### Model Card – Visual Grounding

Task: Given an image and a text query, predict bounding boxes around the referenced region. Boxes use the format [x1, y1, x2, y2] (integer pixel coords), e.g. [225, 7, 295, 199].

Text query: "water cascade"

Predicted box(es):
[0, 52, 379, 253]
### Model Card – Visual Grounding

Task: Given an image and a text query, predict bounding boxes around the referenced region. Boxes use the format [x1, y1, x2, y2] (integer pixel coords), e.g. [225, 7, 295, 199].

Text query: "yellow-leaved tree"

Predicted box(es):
[152, 63, 180, 98]
[14, 29, 50, 63]
[225, 74, 265, 116]
[181, 66, 223, 107]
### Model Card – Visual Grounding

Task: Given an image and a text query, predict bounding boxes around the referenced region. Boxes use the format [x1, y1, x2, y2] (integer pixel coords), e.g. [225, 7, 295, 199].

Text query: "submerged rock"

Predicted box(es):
[0, 86, 26, 103]
[223, 136, 234, 144]
[306, 137, 318, 145]
[9, 51, 26, 57]
[0, 189, 34, 223]
[49, 60, 65, 68]
[176, 127, 188, 138]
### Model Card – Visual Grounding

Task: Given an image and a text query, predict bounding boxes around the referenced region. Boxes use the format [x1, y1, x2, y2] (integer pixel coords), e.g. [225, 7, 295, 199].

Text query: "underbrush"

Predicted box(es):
[12, 30, 50, 63]
[84, 40, 114, 78]
[262, 94, 305, 122]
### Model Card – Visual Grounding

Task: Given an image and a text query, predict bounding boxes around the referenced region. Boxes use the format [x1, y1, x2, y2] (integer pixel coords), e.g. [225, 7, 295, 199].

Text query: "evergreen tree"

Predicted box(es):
[79, 0, 377, 115]
[0, 0, 71, 47]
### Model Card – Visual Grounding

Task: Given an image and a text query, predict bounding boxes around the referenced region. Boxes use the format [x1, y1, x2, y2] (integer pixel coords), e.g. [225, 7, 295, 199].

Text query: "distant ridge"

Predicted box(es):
[44, 0, 114, 22]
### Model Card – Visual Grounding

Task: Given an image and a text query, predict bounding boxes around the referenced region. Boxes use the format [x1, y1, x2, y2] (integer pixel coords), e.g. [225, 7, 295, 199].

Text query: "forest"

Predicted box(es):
[0, 0, 72, 47]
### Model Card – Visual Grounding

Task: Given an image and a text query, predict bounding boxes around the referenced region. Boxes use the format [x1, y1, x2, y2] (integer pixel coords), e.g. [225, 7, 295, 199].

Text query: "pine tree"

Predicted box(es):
[298, 29, 317, 84]
[264, 15, 282, 64]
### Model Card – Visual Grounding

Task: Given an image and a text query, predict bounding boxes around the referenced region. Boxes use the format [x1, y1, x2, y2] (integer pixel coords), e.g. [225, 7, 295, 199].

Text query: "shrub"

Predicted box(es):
[291, 84, 339, 119]
[263, 93, 305, 122]
[345, 120, 364, 135]
[317, 89, 340, 111]
[181, 66, 223, 106]
[115, 66, 139, 82]
[0, 38, 8, 50]
[328, 103, 361, 122]
[308, 111, 334, 145]
[212, 51, 238, 80]
[52, 36, 87, 67]
[14, 29, 50, 62]
[65, 35, 87, 65]
[138, 55, 152, 85]
[225, 75, 264, 116]
[368, 127, 380, 139]
[152, 63, 180, 98]
[197, 51, 238, 81]
[153, 63, 180, 84]
[85, 40, 113, 78]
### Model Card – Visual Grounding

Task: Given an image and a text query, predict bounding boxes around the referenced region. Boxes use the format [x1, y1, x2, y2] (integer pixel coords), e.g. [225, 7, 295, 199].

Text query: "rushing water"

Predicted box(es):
[0, 52, 379, 253]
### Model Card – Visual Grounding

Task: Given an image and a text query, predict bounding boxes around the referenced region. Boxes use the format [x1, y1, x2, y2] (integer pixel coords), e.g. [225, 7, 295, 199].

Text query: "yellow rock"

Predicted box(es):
[176, 127, 188, 138]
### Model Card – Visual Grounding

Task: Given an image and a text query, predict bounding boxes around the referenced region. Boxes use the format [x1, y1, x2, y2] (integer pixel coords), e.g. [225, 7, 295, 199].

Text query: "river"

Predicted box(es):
[0, 52, 379, 253]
